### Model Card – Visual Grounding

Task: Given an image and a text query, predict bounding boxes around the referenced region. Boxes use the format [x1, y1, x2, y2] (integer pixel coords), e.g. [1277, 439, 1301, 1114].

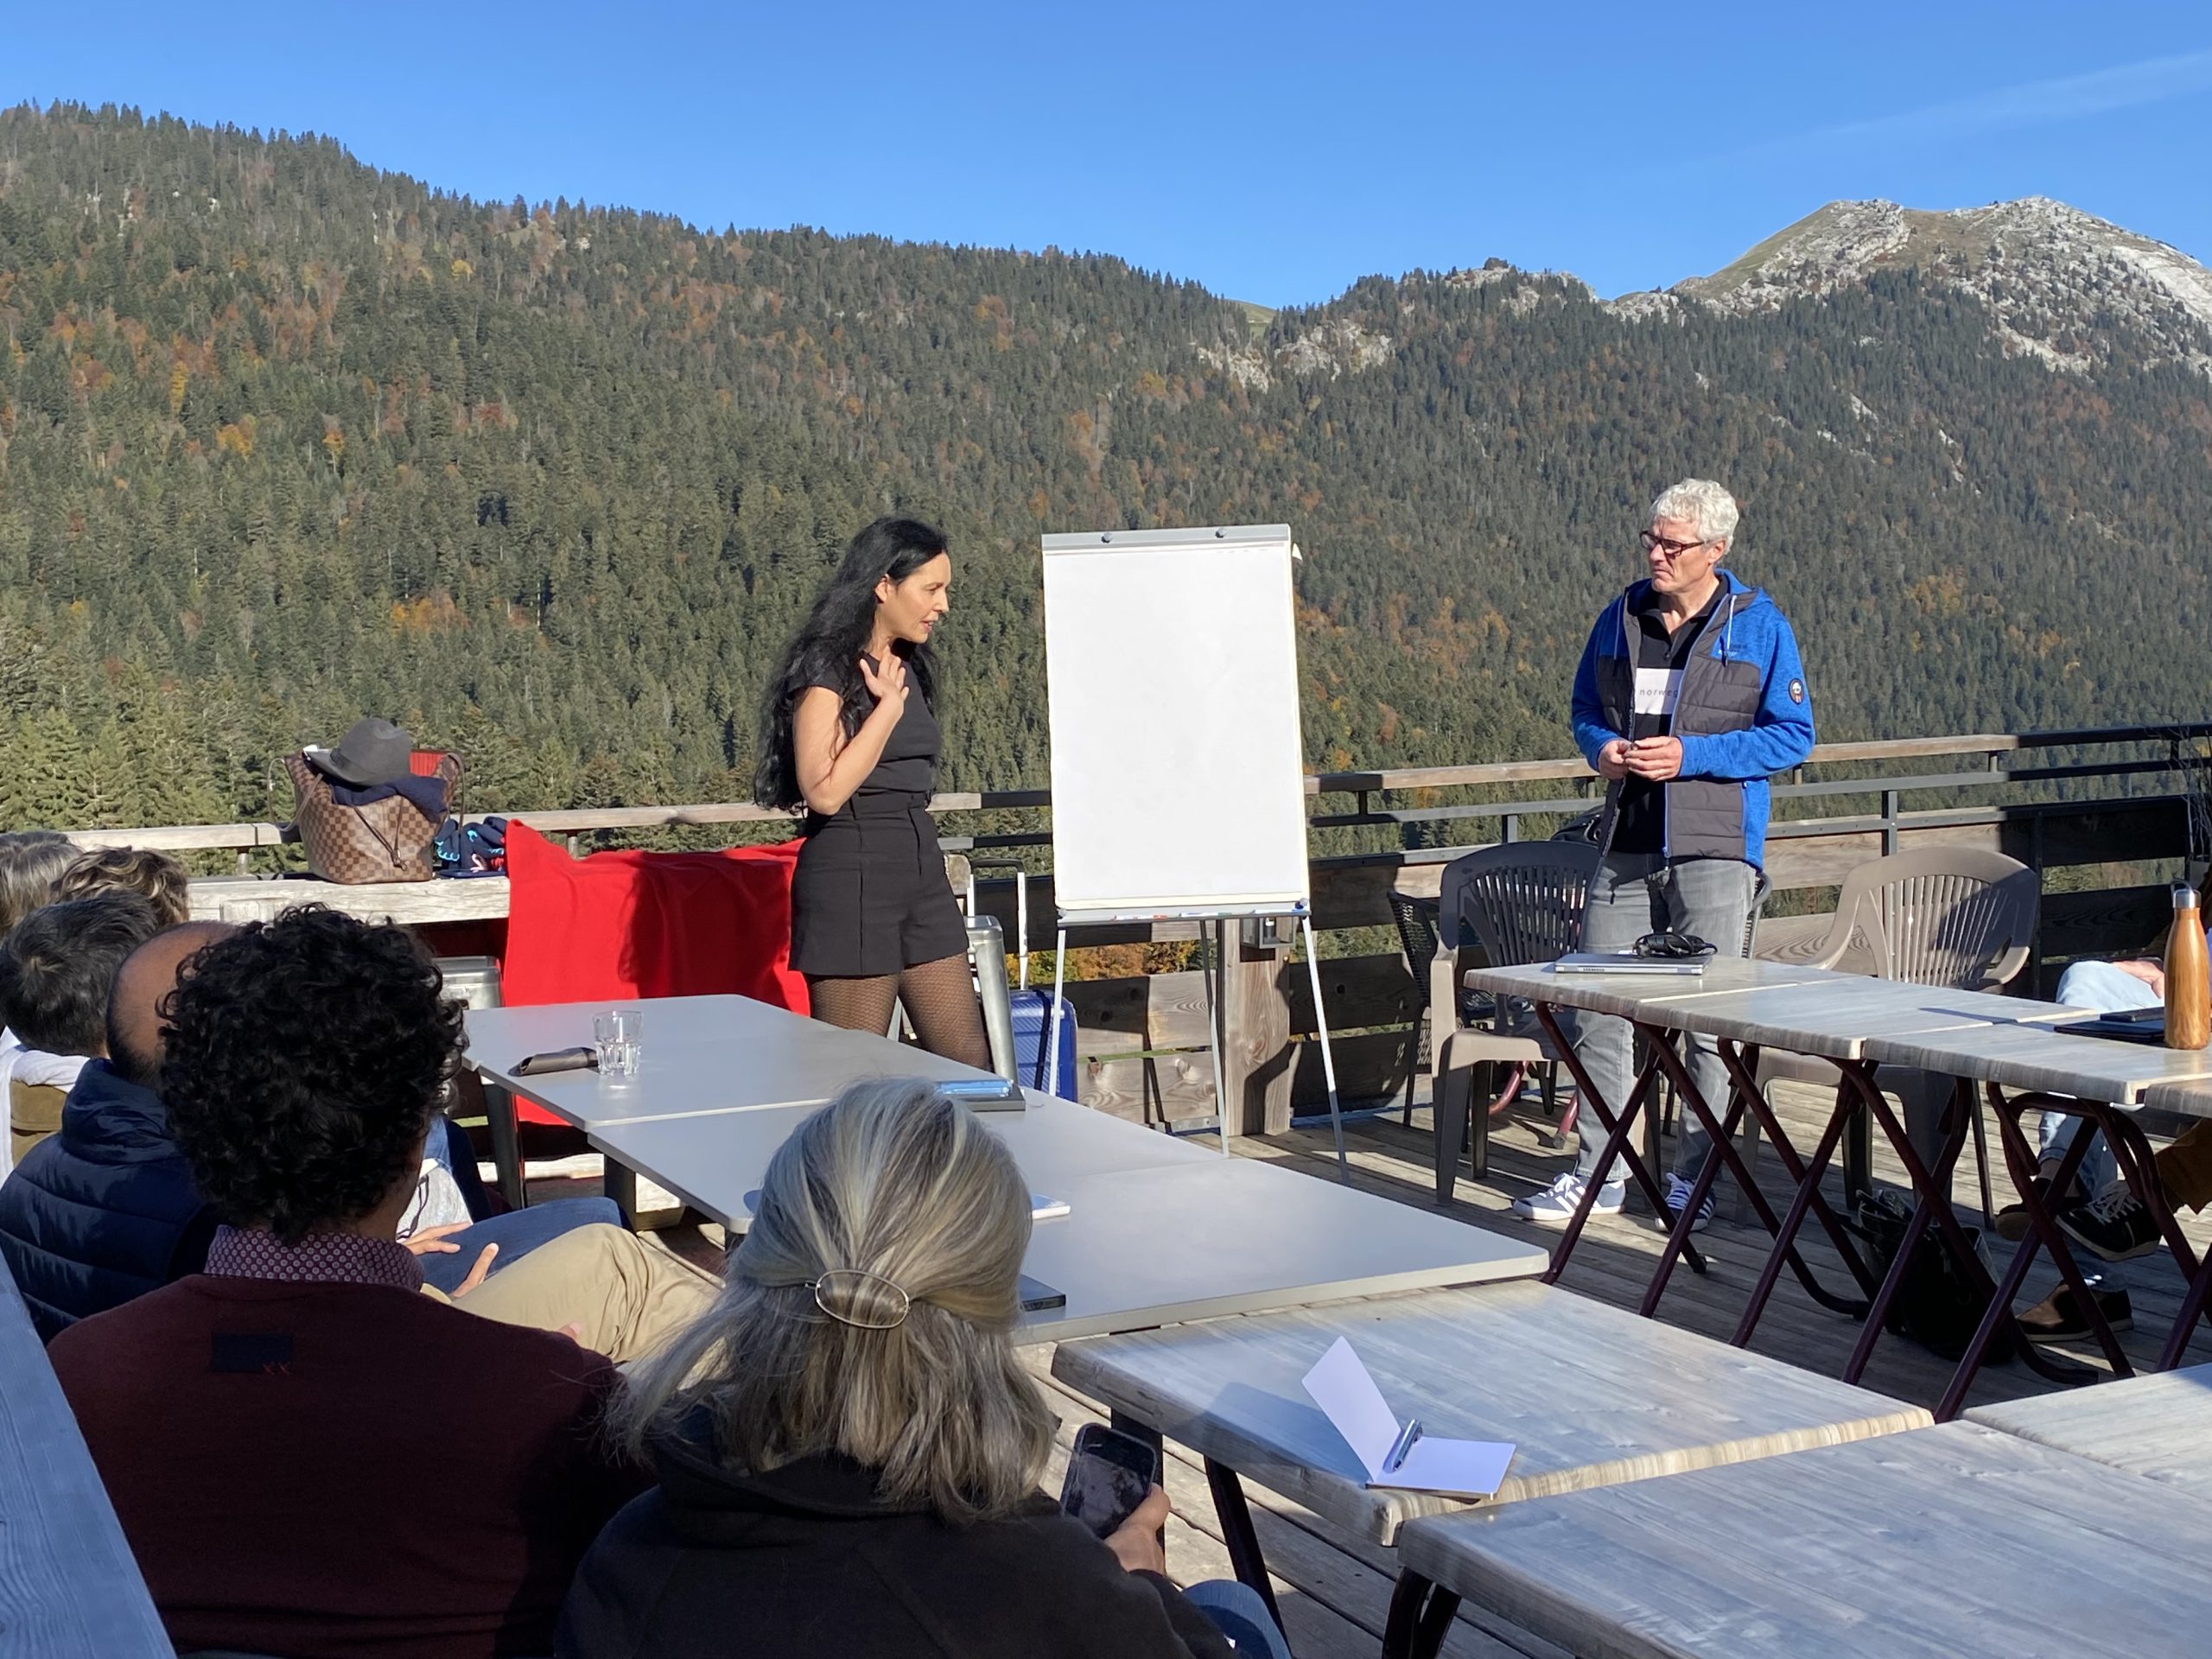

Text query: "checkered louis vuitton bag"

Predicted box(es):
[284, 750, 461, 884]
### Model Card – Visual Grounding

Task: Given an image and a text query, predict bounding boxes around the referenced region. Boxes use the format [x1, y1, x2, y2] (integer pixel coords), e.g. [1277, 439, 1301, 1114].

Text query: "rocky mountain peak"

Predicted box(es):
[1670, 197, 2212, 378]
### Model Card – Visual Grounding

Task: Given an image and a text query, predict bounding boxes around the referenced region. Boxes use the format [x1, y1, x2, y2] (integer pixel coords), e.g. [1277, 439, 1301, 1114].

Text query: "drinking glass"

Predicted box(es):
[594, 1008, 644, 1078]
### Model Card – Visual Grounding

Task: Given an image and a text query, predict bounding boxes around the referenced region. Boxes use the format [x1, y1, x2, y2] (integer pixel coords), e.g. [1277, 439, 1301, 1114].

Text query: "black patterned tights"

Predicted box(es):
[806, 951, 990, 1071]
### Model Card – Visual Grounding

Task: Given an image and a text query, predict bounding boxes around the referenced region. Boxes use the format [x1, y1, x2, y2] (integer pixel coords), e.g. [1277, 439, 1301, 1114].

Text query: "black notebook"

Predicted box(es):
[2072, 1007, 2164, 1044]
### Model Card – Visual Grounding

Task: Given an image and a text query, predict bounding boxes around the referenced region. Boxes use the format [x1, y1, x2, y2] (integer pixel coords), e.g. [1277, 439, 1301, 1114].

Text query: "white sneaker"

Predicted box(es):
[1665, 1173, 1715, 1234]
[1510, 1173, 1624, 1226]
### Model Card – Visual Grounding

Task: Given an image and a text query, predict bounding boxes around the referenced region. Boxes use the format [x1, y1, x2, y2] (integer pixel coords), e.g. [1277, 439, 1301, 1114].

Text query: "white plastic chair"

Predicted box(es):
[1755, 847, 2039, 1218]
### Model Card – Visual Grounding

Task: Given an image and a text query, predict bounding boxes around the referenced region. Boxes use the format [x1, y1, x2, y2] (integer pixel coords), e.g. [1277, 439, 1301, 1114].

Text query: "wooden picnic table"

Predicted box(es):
[1465, 960, 2117, 1416]
[0, 1255, 168, 1657]
[1055, 1280, 1928, 1656]
[1853, 1044, 2212, 1416]
[1869, 1024, 2212, 1103]
[1393, 1421, 2212, 1659]
[1460, 961, 1868, 1297]
[1973, 1371, 2212, 1503]
[1967, 1361, 2212, 1499]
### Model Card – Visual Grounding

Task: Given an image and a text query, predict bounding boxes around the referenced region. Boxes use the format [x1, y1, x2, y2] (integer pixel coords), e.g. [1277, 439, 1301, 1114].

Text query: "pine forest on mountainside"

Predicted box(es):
[0, 103, 2208, 834]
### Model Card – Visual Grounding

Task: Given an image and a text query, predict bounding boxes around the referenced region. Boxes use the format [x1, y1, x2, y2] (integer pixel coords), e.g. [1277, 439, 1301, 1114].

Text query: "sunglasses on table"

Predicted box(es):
[1631, 930, 1718, 960]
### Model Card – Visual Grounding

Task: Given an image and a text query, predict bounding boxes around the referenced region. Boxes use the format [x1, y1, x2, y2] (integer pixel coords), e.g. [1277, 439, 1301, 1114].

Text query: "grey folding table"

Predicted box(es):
[1055, 1280, 1929, 1654]
[463, 994, 997, 1213]
[588, 1111, 1547, 1346]
[1392, 1421, 2212, 1659]
[1857, 1031, 2212, 1414]
[1014, 1160, 1546, 1343]
[587, 1089, 1217, 1230]
[463, 994, 995, 1128]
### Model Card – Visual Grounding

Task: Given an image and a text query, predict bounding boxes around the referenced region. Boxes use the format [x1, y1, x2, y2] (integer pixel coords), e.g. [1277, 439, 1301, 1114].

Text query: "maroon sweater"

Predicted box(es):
[50, 1274, 646, 1659]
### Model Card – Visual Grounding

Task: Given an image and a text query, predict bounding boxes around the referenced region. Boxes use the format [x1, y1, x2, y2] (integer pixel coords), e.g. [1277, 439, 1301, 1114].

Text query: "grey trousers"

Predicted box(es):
[1569, 852, 1760, 1183]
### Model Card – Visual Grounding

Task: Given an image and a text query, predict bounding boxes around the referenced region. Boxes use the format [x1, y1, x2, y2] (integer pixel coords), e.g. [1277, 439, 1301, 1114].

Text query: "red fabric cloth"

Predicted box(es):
[499, 824, 809, 1124]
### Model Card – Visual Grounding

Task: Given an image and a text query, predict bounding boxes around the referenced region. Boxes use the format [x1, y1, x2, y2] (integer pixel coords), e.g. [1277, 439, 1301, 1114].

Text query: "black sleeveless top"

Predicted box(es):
[810, 657, 940, 798]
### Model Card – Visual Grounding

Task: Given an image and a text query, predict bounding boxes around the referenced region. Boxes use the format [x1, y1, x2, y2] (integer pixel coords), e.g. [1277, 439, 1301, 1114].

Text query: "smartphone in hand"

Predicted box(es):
[1058, 1424, 1160, 1538]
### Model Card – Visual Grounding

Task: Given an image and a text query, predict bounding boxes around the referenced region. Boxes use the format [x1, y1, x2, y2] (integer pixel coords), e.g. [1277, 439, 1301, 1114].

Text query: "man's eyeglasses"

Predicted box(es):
[1632, 930, 1718, 960]
[1640, 531, 1709, 556]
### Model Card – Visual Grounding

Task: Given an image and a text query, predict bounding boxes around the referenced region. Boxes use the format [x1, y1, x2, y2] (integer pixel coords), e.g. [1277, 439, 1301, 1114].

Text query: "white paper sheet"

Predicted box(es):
[1300, 1337, 1516, 1500]
[1386, 1433, 1516, 1500]
[1302, 1336, 1403, 1477]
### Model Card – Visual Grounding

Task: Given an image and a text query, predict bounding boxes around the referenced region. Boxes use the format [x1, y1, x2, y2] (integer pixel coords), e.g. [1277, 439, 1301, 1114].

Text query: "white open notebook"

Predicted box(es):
[1301, 1338, 1515, 1500]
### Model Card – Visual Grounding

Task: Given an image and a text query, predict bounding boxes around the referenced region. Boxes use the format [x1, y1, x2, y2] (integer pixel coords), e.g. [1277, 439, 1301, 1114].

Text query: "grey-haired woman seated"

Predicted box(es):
[557, 1077, 1288, 1659]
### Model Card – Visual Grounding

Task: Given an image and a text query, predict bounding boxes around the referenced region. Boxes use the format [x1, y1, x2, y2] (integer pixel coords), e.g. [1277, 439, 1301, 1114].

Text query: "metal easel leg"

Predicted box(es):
[1300, 915, 1351, 1183]
[1046, 926, 1069, 1100]
[1203, 918, 1232, 1155]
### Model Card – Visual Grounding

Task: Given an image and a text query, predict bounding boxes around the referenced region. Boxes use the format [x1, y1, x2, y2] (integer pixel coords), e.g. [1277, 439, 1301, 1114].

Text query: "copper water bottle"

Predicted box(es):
[2164, 886, 2210, 1050]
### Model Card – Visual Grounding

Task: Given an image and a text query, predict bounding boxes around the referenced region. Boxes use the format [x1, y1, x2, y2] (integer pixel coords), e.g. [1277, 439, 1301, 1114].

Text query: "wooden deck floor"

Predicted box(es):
[577, 1077, 2212, 1659]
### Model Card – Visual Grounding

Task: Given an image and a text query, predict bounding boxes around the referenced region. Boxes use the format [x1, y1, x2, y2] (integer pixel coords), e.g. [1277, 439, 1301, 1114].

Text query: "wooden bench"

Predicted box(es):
[0, 1255, 168, 1656]
[1053, 1280, 1929, 1654]
[1393, 1420, 2212, 1659]
[1967, 1361, 2212, 1500]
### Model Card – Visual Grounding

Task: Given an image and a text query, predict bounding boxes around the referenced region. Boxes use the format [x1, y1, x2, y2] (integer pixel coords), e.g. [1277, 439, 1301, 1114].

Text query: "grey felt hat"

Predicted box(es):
[313, 717, 414, 787]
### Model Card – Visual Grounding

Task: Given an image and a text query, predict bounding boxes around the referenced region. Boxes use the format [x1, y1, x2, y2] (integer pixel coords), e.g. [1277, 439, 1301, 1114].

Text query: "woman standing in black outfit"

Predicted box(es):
[756, 518, 988, 1067]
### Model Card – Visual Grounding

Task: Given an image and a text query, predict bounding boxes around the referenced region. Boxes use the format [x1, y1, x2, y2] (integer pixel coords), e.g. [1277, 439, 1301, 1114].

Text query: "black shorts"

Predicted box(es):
[789, 792, 969, 978]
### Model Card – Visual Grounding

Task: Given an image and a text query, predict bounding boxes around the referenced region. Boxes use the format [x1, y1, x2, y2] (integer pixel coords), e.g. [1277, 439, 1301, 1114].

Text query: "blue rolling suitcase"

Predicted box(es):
[974, 859, 1079, 1099]
[1011, 982, 1078, 1098]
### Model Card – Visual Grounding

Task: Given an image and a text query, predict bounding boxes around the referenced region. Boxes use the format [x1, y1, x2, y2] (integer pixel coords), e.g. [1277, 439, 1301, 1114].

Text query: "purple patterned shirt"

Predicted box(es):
[203, 1225, 425, 1292]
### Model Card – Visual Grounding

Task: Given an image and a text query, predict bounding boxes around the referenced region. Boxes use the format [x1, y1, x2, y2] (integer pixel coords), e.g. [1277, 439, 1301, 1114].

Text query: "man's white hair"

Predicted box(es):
[1649, 478, 1739, 549]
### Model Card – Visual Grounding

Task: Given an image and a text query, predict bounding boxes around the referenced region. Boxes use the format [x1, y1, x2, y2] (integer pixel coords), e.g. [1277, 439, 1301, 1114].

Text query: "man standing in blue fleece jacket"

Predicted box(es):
[1511, 478, 1815, 1233]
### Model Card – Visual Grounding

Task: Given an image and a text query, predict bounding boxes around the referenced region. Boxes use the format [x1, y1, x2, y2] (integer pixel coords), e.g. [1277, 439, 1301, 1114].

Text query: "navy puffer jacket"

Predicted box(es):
[0, 1060, 212, 1342]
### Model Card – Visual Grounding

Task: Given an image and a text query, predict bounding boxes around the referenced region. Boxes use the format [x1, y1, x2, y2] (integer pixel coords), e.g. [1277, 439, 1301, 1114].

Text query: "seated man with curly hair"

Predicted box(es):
[5, 915, 715, 1351]
[46, 908, 663, 1659]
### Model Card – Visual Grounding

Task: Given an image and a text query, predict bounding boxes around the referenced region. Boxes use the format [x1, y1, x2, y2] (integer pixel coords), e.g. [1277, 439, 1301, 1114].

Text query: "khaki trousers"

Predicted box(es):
[424, 1223, 718, 1363]
[10, 1079, 67, 1169]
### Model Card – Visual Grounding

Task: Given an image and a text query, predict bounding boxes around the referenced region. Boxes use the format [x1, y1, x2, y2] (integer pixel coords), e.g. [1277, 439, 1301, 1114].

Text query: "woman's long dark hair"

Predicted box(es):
[754, 517, 947, 810]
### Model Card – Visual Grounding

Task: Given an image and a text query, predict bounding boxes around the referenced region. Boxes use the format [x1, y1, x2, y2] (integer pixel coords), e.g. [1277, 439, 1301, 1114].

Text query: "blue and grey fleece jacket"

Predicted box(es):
[1569, 571, 1815, 868]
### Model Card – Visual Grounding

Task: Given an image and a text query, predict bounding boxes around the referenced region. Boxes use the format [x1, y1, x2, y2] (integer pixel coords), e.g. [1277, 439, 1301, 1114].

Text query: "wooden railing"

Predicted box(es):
[119, 724, 2210, 852]
[103, 722, 2212, 1131]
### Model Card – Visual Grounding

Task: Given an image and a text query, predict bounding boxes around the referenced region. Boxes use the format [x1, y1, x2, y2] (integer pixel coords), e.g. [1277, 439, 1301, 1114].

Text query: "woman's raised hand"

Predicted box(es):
[859, 652, 909, 706]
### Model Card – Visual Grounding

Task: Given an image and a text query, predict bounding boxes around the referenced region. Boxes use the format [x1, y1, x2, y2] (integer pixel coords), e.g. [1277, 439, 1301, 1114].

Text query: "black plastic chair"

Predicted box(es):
[1427, 842, 1602, 1202]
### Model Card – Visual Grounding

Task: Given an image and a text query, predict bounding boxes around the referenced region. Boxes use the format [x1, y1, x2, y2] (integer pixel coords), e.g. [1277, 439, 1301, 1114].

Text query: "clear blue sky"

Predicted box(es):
[6, 2, 2207, 308]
